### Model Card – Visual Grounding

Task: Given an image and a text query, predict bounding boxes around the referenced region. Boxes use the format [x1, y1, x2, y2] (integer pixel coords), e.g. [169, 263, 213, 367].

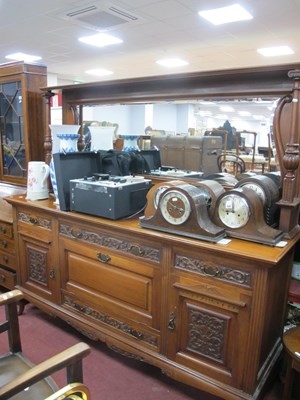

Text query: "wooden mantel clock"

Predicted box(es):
[140, 182, 225, 242]
[212, 187, 284, 246]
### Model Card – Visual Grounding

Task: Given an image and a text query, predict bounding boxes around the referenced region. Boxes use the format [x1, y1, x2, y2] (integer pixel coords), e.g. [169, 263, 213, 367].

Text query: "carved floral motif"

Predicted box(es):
[175, 255, 251, 287]
[28, 247, 47, 283]
[59, 223, 160, 262]
[63, 296, 158, 347]
[18, 211, 51, 230]
[188, 308, 226, 363]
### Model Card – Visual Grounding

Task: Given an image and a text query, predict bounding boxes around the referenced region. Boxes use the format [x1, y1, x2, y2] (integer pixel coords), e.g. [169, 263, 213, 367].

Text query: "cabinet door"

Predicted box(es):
[166, 249, 252, 389]
[18, 232, 58, 302]
[16, 207, 58, 302]
[0, 80, 25, 179]
[0, 62, 47, 184]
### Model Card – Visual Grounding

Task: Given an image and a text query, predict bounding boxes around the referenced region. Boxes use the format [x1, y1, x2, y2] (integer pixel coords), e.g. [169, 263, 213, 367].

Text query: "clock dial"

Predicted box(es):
[154, 185, 169, 208]
[240, 182, 266, 203]
[235, 175, 281, 227]
[160, 190, 191, 225]
[218, 193, 250, 229]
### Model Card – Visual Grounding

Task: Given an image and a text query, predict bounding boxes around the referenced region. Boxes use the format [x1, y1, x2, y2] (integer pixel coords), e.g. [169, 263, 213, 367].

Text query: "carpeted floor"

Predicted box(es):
[0, 302, 285, 399]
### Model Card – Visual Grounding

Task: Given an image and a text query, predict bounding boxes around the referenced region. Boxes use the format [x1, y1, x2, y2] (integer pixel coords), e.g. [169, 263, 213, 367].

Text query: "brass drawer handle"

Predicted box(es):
[130, 244, 145, 257]
[0, 225, 7, 234]
[129, 329, 144, 340]
[97, 253, 111, 263]
[71, 229, 83, 239]
[200, 263, 220, 277]
[49, 268, 56, 280]
[0, 274, 6, 282]
[168, 312, 176, 331]
[1, 240, 8, 248]
[29, 217, 38, 225]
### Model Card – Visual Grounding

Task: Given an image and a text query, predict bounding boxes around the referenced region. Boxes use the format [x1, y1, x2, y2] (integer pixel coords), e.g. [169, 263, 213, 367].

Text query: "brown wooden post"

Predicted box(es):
[275, 70, 300, 238]
[43, 90, 55, 166]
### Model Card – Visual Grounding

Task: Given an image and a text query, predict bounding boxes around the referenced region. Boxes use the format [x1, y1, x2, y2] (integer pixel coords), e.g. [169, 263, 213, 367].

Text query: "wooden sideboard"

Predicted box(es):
[6, 194, 299, 400]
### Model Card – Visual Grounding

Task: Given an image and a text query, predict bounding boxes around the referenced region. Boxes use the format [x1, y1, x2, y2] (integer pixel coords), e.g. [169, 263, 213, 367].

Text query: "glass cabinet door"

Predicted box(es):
[0, 81, 26, 179]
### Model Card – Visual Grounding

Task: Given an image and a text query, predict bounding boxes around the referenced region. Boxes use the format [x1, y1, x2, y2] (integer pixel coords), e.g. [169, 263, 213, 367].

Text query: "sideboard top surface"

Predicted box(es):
[6, 194, 299, 266]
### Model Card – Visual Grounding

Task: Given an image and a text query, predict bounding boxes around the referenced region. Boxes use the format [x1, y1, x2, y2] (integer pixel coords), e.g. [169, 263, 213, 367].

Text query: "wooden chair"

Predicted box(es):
[217, 152, 246, 176]
[282, 326, 300, 399]
[0, 290, 91, 400]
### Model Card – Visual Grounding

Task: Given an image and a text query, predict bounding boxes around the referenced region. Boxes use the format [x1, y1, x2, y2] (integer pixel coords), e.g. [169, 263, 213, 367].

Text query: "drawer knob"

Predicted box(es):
[0, 274, 6, 282]
[1, 240, 8, 248]
[3, 256, 9, 264]
[97, 253, 111, 263]
[0, 225, 6, 234]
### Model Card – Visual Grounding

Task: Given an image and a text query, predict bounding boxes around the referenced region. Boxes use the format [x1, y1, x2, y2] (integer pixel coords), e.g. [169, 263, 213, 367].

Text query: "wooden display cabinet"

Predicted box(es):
[0, 61, 47, 184]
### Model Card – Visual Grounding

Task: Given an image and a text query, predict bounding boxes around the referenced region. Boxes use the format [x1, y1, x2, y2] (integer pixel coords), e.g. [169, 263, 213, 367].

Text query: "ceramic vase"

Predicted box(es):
[49, 125, 80, 206]
[122, 135, 140, 152]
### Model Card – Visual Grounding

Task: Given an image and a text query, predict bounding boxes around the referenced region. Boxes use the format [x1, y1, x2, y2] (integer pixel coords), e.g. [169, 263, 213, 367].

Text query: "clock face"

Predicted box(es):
[154, 185, 169, 209]
[160, 190, 191, 225]
[239, 182, 266, 204]
[218, 193, 250, 229]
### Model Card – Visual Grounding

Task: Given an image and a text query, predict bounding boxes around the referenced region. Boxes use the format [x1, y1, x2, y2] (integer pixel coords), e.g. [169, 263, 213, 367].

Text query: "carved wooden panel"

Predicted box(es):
[63, 295, 158, 348]
[59, 222, 160, 262]
[186, 304, 228, 364]
[18, 211, 51, 230]
[174, 254, 252, 288]
[27, 245, 47, 285]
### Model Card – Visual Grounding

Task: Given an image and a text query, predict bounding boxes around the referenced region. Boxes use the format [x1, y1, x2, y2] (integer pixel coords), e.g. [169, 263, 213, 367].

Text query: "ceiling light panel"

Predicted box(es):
[85, 68, 113, 76]
[78, 32, 123, 47]
[156, 58, 188, 68]
[198, 4, 253, 25]
[5, 52, 42, 62]
[257, 46, 294, 57]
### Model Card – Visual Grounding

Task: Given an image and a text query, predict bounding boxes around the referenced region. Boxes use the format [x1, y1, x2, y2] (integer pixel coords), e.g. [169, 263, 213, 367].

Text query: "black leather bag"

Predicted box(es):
[99, 150, 150, 176]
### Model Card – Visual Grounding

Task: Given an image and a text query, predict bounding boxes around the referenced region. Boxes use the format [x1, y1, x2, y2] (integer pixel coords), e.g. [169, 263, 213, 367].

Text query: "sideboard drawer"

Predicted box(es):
[0, 266, 16, 289]
[0, 221, 13, 239]
[0, 250, 16, 271]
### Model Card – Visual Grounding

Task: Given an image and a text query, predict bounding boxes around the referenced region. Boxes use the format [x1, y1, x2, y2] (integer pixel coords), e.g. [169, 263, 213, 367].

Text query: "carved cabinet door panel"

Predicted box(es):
[18, 232, 58, 302]
[165, 247, 253, 390]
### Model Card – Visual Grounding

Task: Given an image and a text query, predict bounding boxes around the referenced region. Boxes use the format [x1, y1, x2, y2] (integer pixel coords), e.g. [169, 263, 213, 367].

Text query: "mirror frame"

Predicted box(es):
[42, 63, 300, 236]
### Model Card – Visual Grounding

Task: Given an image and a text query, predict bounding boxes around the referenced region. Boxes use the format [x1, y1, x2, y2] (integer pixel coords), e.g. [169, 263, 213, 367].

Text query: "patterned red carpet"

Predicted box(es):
[0, 302, 283, 399]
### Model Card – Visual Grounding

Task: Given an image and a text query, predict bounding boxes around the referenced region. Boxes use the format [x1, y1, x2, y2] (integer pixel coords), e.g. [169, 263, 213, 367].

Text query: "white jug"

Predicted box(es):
[26, 161, 50, 201]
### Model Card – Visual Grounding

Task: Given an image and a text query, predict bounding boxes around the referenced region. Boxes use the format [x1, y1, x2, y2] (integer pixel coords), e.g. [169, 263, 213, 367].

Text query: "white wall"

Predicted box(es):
[52, 102, 272, 150]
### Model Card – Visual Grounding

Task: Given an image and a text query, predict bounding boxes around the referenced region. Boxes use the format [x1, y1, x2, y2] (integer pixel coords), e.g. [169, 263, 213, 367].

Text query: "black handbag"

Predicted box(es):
[98, 150, 151, 176]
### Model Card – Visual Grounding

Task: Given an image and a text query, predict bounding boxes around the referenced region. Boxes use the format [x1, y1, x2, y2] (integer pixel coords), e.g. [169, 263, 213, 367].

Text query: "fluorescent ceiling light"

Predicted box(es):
[156, 58, 188, 68]
[253, 115, 265, 120]
[198, 111, 212, 116]
[219, 106, 235, 112]
[85, 68, 113, 77]
[199, 101, 216, 105]
[198, 4, 253, 25]
[238, 111, 251, 116]
[78, 33, 123, 48]
[5, 52, 42, 62]
[257, 46, 294, 57]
